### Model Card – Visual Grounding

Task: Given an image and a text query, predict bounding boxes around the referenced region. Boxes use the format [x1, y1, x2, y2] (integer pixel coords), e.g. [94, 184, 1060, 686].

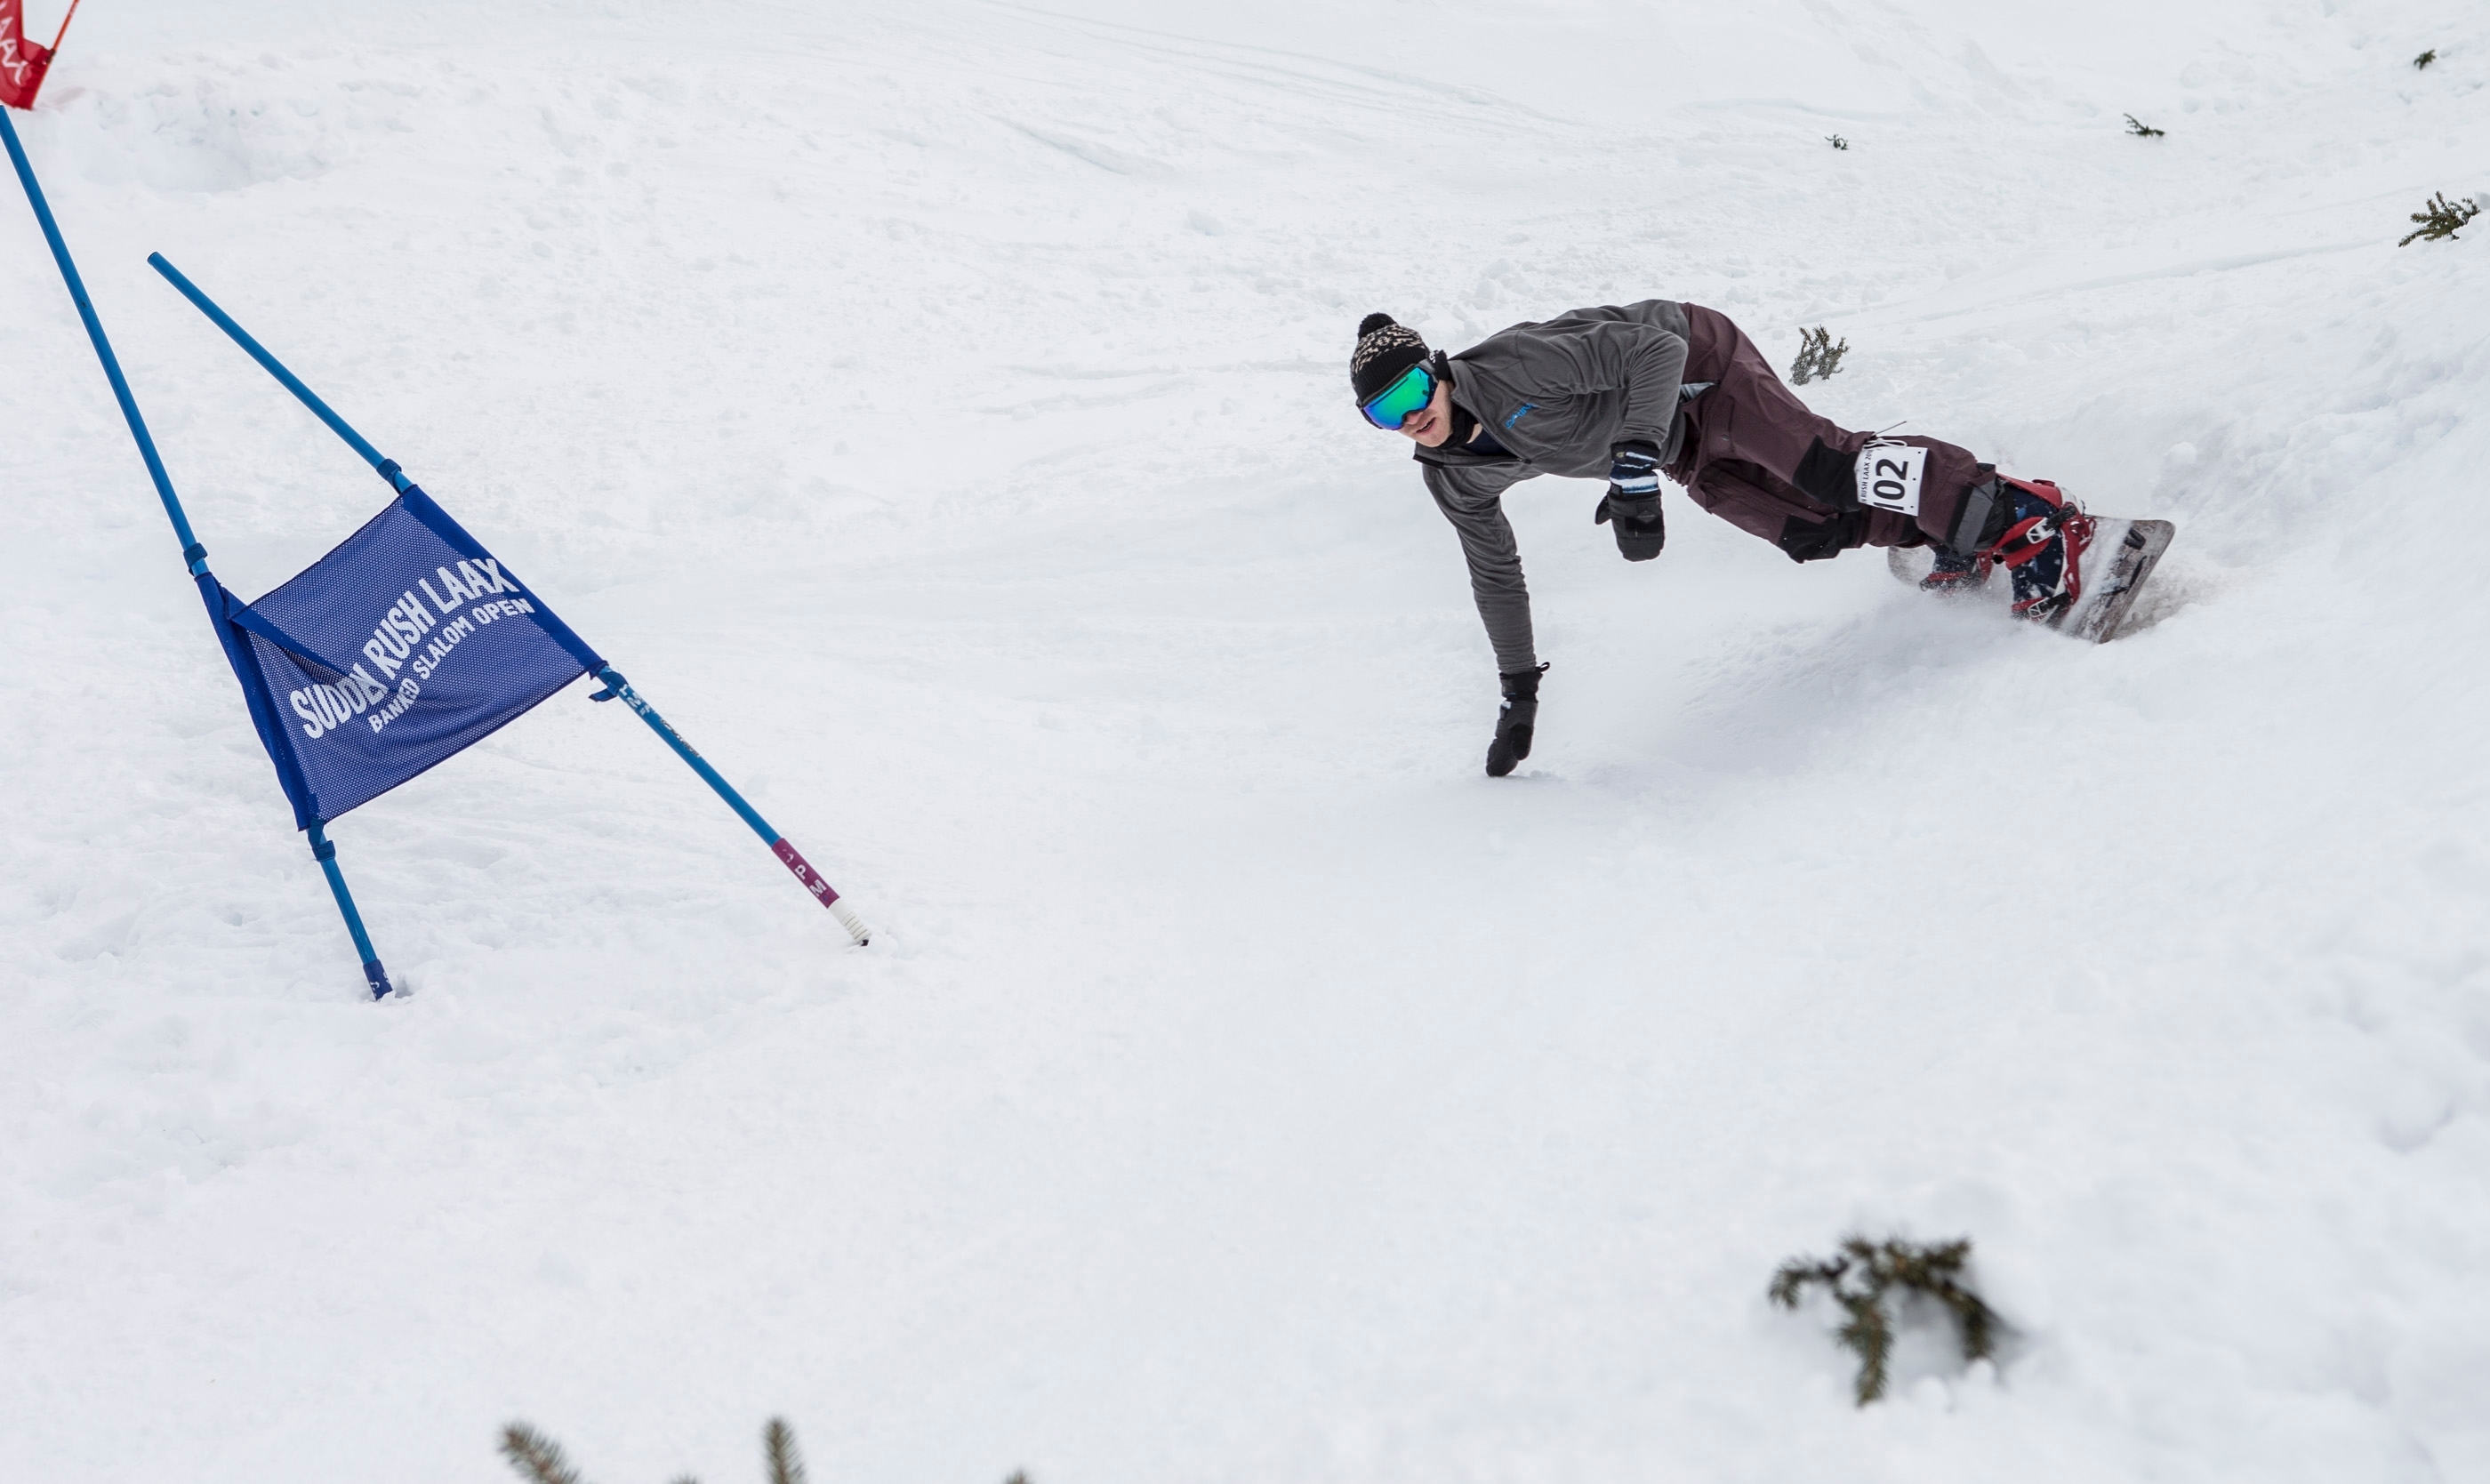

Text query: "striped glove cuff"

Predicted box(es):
[1609, 440, 1663, 497]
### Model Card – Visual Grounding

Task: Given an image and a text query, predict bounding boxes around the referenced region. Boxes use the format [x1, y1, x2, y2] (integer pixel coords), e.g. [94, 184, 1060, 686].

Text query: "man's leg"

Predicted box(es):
[1672, 304, 1994, 560]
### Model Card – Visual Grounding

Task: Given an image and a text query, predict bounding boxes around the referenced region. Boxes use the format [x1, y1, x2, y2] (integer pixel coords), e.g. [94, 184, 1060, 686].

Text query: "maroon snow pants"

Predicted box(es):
[1667, 303, 1985, 553]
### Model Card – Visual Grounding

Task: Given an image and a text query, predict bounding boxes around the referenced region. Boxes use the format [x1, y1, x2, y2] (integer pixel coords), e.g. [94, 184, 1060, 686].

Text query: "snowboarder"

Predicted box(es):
[1351, 302, 2092, 775]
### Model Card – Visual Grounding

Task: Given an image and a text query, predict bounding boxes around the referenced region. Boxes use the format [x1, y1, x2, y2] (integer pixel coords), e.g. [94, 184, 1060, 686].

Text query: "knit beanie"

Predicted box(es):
[1350, 312, 1431, 403]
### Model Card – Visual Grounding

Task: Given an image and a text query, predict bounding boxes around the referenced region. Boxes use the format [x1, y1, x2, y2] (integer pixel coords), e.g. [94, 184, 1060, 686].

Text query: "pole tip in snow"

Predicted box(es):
[365, 959, 394, 999]
[829, 899, 872, 948]
[768, 837, 870, 944]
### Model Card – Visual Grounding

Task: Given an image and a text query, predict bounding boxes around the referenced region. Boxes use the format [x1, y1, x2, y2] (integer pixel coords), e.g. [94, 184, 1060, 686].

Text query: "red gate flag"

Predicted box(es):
[0, 0, 76, 112]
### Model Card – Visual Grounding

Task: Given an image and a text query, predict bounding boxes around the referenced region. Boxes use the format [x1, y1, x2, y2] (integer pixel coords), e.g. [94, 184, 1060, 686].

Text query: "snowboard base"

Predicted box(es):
[1885, 517, 2176, 644]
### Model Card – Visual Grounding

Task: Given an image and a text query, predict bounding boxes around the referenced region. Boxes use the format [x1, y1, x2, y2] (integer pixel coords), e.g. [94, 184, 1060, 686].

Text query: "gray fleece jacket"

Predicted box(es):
[1412, 300, 1691, 673]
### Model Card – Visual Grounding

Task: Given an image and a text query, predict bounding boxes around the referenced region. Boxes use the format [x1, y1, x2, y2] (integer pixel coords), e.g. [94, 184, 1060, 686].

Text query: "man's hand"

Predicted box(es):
[1486, 662, 1548, 777]
[1595, 440, 1666, 561]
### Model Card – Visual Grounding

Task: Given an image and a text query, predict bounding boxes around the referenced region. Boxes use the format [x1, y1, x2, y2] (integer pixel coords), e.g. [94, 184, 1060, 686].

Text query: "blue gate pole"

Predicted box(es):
[2, 108, 396, 999]
[148, 252, 873, 947]
[309, 824, 393, 999]
[586, 667, 872, 945]
[143, 252, 406, 485]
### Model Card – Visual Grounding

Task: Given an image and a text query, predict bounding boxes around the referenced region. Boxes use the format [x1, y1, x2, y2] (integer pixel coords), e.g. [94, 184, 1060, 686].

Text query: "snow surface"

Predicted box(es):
[4, 1, 2488, 1480]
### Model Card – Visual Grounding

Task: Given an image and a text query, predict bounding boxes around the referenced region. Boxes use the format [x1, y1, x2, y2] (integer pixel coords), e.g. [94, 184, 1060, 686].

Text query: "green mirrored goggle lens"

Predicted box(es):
[1360, 363, 1436, 429]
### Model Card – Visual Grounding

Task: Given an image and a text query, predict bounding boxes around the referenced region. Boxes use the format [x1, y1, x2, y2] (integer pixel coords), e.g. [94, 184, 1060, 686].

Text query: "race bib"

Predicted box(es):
[1855, 442, 1927, 517]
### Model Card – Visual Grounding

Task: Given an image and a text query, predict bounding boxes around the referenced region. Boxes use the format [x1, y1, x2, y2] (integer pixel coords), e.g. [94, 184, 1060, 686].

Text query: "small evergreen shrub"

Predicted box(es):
[2398, 191, 2479, 245]
[490, 1424, 1035, 1484]
[1789, 326, 1848, 386]
[2124, 114, 2166, 138]
[2413, 48, 2436, 69]
[763, 1419, 806, 1484]
[1770, 1235, 2002, 1405]
[502, 1424, 590, 1484]
[1826, 134, 1849, 150]
[500, 1417, 1026, 1484]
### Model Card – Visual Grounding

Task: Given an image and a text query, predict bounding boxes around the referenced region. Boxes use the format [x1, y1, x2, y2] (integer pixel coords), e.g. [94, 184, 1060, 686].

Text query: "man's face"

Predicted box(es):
[1398, 376, 1455, 448]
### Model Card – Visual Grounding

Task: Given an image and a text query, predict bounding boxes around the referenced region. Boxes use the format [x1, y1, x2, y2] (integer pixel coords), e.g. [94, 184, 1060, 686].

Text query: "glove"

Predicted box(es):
[1776, 509, 1870, 564]
[1594, 440, 1666, 561]
[1485, 662, 1548, 778]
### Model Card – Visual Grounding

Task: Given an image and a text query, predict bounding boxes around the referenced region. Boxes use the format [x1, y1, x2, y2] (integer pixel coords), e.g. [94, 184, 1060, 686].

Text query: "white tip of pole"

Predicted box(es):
[830, 899, 872, 947]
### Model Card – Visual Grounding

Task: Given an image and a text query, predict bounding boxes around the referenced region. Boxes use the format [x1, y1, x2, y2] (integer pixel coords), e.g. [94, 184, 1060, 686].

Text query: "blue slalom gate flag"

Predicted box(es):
[216, 484, 604, 827]
[8, 100, 872, 1001]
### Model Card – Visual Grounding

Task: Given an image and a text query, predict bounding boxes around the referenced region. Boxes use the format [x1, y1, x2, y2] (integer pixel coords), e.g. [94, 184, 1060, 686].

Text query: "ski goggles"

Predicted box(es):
[1358, 361, 1438, 429]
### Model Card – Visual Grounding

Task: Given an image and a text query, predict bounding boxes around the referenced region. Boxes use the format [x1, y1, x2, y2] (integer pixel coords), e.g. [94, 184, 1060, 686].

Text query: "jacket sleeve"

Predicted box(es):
[1529, 314, 1688, 451]
[1422, 460, 1538, 674]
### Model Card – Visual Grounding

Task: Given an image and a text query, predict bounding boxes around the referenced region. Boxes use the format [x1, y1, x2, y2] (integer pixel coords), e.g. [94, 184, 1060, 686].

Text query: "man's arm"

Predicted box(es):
[1422, 460, 1537, 673]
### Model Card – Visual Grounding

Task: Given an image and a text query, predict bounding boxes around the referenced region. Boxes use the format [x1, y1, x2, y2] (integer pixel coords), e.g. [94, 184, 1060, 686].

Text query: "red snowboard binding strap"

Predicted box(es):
[1985, 477, 2095, 622]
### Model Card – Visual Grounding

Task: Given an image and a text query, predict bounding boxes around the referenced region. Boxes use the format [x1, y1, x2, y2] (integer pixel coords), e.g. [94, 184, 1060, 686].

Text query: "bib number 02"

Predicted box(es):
[1854, 442, 1928, 517]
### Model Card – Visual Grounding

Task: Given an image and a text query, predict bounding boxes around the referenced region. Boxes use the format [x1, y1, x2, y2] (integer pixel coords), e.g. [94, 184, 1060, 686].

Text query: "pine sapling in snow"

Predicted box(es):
[500, 1418, 1032, 1484]
[1770, 1236, 2002, 1405]
[501, 1424, 591, 1484]
[1826, 133, 1849, 150]
[2413, 48, 2436, 69]
[1788, 326, 1847, 386]
[499, 1416, 809, 1484]
[2398, 191, 2479, 245]
[763, 1419, 806, 1484]
[2124, 114, 2166, 137]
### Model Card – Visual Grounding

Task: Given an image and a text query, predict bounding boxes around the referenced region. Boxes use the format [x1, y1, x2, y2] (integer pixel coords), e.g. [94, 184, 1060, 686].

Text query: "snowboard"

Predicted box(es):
[1885, 517, 2176, 644]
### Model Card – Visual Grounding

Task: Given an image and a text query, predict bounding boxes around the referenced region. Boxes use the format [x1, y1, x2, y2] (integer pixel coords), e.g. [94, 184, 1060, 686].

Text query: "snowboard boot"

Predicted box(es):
[1919, 546, 1993, 593]
[1983, 476, 2094, 622]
